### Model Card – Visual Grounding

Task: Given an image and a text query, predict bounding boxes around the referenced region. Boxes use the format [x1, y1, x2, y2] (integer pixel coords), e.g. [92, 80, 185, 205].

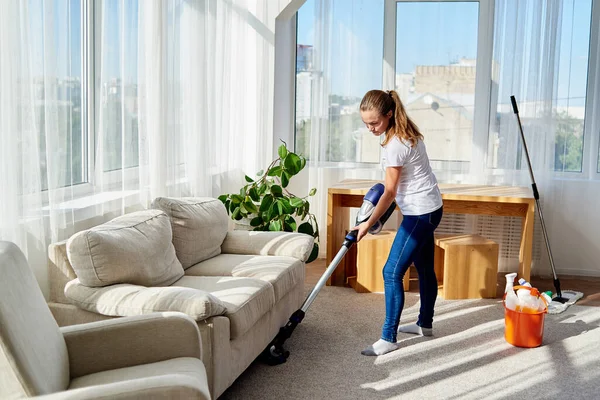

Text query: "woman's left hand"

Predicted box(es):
[350, 221, 371, 242]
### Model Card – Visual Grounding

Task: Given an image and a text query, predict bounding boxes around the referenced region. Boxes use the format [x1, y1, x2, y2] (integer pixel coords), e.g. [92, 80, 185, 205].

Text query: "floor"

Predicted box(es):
[307, 258, 600, 307]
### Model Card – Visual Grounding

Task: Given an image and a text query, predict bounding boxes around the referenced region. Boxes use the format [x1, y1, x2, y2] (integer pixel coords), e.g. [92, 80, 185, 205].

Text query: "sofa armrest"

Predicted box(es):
[221, 231, 314, 262]
[34, 374, 210, 400]
[60, 312, 202, 379]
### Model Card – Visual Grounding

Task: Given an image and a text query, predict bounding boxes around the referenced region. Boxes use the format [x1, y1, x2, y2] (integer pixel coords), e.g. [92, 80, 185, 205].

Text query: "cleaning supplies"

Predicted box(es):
[504, 273, 519, 311]
[515, 278, 539, 311]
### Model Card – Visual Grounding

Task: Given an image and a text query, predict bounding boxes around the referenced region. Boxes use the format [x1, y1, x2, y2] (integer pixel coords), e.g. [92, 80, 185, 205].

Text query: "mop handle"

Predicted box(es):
[510, 96, 539, 200]
[510, 95, 561, 290]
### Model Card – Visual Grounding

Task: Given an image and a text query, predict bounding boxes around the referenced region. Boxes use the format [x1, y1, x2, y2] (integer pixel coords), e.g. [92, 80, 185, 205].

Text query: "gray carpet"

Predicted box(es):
[220, 284, 600, 400]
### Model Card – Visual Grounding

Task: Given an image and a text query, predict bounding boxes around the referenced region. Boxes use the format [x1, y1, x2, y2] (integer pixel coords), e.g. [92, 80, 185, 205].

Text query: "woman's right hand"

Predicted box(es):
[350, 221, 371, 242]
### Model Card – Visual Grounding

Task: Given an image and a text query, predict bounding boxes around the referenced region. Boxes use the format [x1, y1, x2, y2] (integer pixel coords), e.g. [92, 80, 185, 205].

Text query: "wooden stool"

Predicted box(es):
[434, 234, 499, 299]
[347, 230, 412, 293]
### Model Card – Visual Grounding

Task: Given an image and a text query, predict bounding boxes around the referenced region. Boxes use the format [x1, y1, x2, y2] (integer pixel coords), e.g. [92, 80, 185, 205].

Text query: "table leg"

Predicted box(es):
[327, 192, 350, 286]
[519, 202, 535, 282]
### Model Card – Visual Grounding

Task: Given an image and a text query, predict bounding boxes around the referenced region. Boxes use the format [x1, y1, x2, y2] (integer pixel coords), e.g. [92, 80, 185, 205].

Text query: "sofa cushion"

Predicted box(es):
[185, 254, 304, 303]
[64, 279, 226, 321]
[173, 276, 275, 340]
[221, 231, 315, 262]
[151, 197, 229, 269]
[66, 210, 184, 287]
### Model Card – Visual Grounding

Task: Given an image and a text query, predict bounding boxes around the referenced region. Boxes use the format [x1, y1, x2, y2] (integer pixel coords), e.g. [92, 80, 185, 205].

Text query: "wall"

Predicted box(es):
[542, 180, 600, 277]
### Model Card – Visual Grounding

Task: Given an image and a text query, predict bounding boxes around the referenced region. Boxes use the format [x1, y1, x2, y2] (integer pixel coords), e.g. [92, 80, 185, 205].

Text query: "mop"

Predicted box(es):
[511, 96, 584, 314]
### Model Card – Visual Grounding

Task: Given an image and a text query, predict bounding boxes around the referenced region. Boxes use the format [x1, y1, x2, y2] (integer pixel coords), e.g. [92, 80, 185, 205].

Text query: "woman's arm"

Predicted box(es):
[352, 166, 402, 242]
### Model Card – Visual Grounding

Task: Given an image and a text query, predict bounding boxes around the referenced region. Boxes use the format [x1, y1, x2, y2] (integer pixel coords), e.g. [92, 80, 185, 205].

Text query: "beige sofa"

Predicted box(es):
[1, 240, 211, 399]
[47, 197, 314, 399]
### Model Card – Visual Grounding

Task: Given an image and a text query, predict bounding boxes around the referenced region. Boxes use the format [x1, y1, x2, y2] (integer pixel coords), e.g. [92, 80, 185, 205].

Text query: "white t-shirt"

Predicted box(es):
[381, 136, 443, 215]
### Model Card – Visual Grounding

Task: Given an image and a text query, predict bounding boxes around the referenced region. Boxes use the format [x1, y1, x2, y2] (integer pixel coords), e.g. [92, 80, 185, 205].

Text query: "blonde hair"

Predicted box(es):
[359, 89, 423, 147]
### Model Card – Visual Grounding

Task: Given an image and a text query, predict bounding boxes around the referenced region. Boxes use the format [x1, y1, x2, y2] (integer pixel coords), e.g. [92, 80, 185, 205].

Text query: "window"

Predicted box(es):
[30, 0, 86, 190]
[95, 0, 140, 173]
[554, 0, 592, 173]
[294, 0, 385, 163]
[395, 1, 480, 175]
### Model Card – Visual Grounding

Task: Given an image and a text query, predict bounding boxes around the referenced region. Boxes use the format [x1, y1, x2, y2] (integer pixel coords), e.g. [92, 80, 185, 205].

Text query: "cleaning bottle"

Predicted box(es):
[516, 287, 546, 313]
[540, 291, 552, 311]
[504, 273, 519, 311]
[516, 278, 532, 300]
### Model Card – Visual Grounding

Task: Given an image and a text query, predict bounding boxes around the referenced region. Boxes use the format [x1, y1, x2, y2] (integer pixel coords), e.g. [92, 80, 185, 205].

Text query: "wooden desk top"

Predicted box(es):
[328, 179, 534, 204]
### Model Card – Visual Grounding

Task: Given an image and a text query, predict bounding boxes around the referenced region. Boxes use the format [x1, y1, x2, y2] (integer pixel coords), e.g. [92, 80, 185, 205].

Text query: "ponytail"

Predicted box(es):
[360, 89, 423, 148]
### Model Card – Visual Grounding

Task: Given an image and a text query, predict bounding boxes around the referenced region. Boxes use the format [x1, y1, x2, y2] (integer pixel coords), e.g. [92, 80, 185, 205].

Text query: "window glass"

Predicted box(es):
[31, 0, 85, 189]
[554, 0, 592, 173]
[295, 0, 385, 163]
[98, 0, 139, 172]
[395, 1, 479, 174]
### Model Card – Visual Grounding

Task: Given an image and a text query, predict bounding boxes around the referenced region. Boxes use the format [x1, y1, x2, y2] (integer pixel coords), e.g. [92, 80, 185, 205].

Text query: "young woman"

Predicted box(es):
[352, 89, 444, 356]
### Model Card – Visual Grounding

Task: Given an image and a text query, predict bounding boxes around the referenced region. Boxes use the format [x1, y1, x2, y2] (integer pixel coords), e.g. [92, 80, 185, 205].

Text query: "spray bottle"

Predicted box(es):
[504, 273, 519, 311]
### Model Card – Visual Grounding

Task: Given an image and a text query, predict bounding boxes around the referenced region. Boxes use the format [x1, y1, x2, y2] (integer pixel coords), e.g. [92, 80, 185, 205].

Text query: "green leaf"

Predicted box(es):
[231, 194, 244, 204]
[283, 153, 302, 175]
[279, 198, 293, 214]
[271, 185, 283, 197]
[259, 195, 273, 213]
[298, 222, 314, 236]
[258, 183, 267, 195]
[268, 203, 279, 220]
[249, 187, 260, 202]
[278, 143, 288, 159]
[269, 220, 282, 231]
[250, 217, 262, 227]
[277, 201, 283, 215]
[309, 188, 317, 196]
[244, 199, 258, 214]
[290, 197, 304, 208]
[245, 175, 254, 183]
[300, 156, 306, 170]
[267, 166, 282, 177]
[284, 215, 297, 231]
[281, 171, 290, 188]
[306, 243, 319, 263]
[218, 194, 228, 203]
[232, 207, 242, 220]
[256, 170, 264, 176]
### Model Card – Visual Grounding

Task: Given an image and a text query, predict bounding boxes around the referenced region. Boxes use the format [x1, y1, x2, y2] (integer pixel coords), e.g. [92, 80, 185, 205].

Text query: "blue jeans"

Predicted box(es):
[381, 206, 443, 342]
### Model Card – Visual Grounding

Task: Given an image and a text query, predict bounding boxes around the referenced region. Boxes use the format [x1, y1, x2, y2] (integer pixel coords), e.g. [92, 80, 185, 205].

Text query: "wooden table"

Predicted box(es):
[326, 179, 536, 286]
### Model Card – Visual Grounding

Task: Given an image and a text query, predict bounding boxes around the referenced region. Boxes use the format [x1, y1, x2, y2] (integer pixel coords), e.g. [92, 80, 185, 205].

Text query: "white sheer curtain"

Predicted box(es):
[0, 0, 275, 293]
[303, 0, 387, 255]
[487, 0, 563, 188]
[1, 0, 83, 284]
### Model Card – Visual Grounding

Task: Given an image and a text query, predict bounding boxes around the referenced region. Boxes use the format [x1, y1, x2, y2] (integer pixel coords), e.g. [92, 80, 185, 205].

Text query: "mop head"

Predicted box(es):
[546, 290, 584, 314]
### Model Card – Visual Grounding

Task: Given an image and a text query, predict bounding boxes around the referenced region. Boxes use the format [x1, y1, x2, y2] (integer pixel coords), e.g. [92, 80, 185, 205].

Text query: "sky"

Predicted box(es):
[297, 0, 593, 106]
[35, 0, 593, 109]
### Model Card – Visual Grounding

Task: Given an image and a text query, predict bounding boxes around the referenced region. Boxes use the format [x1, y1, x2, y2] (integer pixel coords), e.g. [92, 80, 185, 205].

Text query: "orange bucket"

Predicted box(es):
[504, 286, 547, 348]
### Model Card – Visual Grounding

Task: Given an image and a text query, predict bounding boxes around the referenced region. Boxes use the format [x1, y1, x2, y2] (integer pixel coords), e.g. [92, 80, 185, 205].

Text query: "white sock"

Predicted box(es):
[361, 339, 399, 356]
[397, 323, 433, 336]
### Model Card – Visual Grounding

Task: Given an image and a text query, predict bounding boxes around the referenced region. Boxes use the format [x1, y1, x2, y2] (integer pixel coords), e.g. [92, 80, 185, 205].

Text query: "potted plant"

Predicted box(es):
[218, 141, 319, 263]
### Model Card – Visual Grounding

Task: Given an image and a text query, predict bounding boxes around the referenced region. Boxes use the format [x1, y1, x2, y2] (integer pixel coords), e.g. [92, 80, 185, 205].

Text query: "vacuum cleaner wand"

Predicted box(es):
[262, 183, 397, 365]
[510, 95, 567, 303]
